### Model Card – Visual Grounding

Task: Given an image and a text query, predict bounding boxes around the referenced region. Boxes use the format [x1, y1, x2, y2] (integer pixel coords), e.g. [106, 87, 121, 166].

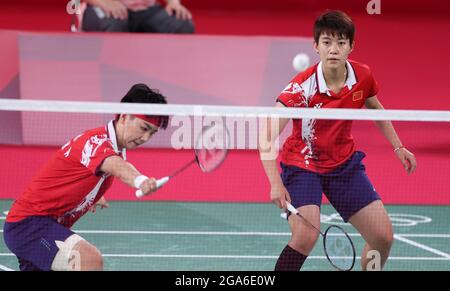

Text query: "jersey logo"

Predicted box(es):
[352, 90, 363, 101]
[64, 147, 72, 158]
[282, 82, 304, 95]
[81, 134, 109, 167]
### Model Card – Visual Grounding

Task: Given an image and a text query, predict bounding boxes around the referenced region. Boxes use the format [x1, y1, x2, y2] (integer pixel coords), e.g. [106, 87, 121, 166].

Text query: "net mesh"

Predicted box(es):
[0, 99, 449, 271]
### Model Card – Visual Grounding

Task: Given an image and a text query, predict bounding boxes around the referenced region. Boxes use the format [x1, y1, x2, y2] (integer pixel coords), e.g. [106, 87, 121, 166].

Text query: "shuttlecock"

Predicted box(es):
[292, 53, 310, 72]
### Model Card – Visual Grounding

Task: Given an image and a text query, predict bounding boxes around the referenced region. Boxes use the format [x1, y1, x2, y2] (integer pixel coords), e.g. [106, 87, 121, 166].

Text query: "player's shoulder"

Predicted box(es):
[70, 125, 109, 146]
[83, 125, 107, 137]
[84, 126, 111, 143]
[291, 63, 319, 84]
[348, 59, 374, 78]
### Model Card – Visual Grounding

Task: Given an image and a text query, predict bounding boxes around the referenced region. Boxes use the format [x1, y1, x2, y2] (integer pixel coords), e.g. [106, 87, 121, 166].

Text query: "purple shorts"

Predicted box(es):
[280, 151, 380, 222]
[3, 216, 74, 271]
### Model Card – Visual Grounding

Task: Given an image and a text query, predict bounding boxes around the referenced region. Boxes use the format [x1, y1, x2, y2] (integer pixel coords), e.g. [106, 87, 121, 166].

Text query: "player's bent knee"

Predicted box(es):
[369, 231, 394, 253]
[51, 234, 85, 271]
[51, 235, 103, 271]
[175, 20, 195, 34]
[179, 21, 195, 34]
[74, 241, 103, 271]
[376, 232, 394, 249]
[291, 231, 319, 254]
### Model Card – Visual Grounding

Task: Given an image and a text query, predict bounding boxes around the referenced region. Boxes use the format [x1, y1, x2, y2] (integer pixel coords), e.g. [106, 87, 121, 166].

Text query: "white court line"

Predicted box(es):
[399, 234, 450, 238]
[0, 229, 294, 236]
[100, 255, 450, 261]
[1, 229, 450, 238]
[0, 252, 448, 261]
[394, 235, 450, 260]
[54, 230, 450, 238]
[0, 264, 14, 271]
[77, 230, 291, 236]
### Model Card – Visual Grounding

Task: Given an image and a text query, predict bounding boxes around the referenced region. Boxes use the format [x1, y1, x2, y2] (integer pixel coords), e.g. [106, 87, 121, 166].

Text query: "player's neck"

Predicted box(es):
[113, 120, 125, 150]
[322, 65, 347, 89]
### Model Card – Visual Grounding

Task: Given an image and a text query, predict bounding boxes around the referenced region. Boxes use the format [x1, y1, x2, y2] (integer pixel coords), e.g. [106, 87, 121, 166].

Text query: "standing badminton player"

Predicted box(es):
[259, 10, 417, 271]
[3, 84, 168, 271]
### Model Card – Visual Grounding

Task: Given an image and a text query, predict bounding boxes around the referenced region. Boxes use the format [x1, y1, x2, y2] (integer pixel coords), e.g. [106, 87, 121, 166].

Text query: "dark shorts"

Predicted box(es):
[280, 151, 380, 222]
[3, 216, 74, 271]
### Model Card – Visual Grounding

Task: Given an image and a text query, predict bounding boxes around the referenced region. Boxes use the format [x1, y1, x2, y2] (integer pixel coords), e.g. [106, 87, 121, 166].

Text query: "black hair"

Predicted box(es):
[120, 83, 169, 130]
[314, 10, 355, 45]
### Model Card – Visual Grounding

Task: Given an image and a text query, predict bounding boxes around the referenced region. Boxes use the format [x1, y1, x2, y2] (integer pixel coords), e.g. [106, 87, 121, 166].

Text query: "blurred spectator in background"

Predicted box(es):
[82, 0, 194, 33]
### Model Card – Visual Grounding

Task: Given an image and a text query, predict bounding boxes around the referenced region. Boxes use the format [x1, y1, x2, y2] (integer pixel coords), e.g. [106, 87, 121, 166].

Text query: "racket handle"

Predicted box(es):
[135, 190, 145, 198]
[280, 202, 297, 220]
[156, 176, 170, 188]
[285, 202, 299, 215]
[135, 176, 170, 198]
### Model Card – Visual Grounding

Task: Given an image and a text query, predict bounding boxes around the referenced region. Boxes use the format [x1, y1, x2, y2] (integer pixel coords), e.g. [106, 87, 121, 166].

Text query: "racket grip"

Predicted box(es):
[280, 202, 297, 220]
[156, 176, 170, 188]
[135, 176, 170, 198]
[135, 189, 145, 198]
[285, 202, 299, 215]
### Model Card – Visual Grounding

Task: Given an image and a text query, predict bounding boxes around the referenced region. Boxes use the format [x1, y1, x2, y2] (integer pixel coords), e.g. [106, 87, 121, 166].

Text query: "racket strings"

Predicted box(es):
[323, 226, 356, 271]
[195, 125, 230, 173]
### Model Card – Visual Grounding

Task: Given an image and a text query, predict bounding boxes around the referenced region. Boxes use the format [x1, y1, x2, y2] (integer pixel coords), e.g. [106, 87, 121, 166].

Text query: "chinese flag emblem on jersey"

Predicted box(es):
[352, 90, 363, 101]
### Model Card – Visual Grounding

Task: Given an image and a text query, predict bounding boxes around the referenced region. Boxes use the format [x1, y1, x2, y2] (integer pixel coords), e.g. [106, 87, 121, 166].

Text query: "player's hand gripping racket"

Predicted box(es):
[281, 202, 356, 271]
[136, 124, 230, 198]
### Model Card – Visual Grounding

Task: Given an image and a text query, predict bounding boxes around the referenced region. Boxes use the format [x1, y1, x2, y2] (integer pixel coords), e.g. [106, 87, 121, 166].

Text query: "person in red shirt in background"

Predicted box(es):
[259, 10, 417, 271]
[3, 84, 168, 271]
[82, 0, 194, 33]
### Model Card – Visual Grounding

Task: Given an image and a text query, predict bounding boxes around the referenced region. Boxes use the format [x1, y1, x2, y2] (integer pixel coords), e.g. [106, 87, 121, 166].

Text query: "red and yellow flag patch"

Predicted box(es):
[352, 90, 363, 101]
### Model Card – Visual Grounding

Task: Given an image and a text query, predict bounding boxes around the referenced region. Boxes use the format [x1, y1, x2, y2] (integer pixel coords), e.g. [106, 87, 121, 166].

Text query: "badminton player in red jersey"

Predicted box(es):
[3, 84, 168, 271]
[259, 10, 417, 271]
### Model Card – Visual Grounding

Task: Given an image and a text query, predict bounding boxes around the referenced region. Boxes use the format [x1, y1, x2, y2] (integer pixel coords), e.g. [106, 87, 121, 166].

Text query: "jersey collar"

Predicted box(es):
[317, 60, 357, 96]
[107, 120, 127, 160]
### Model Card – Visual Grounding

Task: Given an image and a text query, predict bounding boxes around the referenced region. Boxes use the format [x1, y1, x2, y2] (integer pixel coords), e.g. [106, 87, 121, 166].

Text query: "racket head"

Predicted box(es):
[322, 225, 356, 271]
[194, 123, 230, 173]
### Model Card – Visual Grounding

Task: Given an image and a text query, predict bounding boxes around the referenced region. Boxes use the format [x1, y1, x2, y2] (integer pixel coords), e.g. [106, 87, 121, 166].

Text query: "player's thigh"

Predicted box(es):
[133, 4, 194, 33]
[3, 216, 75, 271]
[82, 5, 129, 32]
[280, 164, 322, 249]
[348, 200, 393, 248]
[322, 163, 380, 223]
[280, 163, 323, 208]
[59, 238, 103, 271]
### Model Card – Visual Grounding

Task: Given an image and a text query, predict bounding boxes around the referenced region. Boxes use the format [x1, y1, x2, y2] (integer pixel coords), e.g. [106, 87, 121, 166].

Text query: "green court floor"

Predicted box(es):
[1, 200, 449, 271]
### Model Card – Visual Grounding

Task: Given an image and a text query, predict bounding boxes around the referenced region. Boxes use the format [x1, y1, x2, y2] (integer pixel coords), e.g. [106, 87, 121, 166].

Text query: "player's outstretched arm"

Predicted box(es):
[365, 96, 417, 174]
[100, 156, 157, 195]
[258, 102, 291, 209]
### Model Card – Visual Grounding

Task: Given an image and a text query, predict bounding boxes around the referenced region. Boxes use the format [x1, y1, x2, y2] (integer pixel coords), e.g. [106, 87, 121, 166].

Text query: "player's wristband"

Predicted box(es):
[394, 145, 405, 153]
[134, 175, 149, 189]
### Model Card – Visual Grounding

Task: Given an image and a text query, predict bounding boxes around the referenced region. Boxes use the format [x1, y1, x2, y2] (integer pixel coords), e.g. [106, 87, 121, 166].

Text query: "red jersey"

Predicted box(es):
[277, 60, 379, 173]
[7, 121, 125, 228]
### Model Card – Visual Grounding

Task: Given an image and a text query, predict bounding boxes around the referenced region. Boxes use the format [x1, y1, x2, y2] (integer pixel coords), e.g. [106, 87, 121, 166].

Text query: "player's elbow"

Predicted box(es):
[100, 156, 117, 176]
